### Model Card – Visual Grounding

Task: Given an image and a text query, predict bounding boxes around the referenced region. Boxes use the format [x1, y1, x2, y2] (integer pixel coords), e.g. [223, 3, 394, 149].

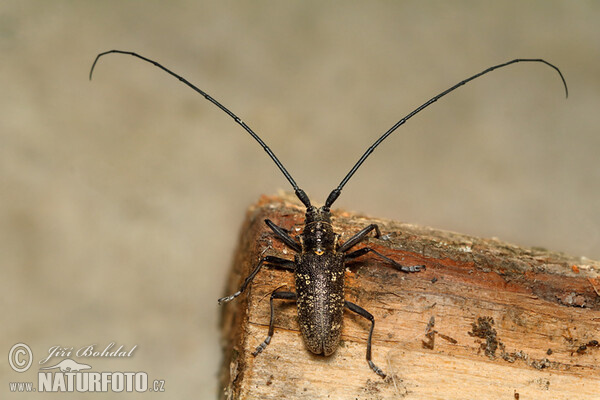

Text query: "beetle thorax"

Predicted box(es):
[300, 206, 337, 255]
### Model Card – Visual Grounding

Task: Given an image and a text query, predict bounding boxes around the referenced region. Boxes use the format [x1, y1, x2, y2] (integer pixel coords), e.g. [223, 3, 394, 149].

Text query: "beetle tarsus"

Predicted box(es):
[394, 263, 426, 273]
[252, 337, 271, 356]
[368, 360, 386, 379]
[217, 293, 239, 305]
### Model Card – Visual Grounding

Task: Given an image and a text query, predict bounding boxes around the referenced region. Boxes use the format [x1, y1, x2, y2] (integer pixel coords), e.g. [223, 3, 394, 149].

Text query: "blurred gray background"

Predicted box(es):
[2, 1, 599, 399]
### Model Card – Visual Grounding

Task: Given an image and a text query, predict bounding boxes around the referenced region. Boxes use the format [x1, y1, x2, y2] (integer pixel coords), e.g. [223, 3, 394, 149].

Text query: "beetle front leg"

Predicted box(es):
[252, 290, 297, 356]
[265, 219, 301, 252]
[218, 256, 295, 305]
[345, 300, 386, 379]
[337, 223, 382, 253]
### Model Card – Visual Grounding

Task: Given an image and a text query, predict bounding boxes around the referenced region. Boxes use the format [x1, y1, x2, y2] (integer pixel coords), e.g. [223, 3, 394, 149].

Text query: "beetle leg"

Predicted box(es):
[345, 300, 386, 378]
[345, 247, 425, 273]
[253, 290, 297, 356]
[218, 256, 295, 304]
[337, 223, 381, 253]
[265, 219, 302, 252]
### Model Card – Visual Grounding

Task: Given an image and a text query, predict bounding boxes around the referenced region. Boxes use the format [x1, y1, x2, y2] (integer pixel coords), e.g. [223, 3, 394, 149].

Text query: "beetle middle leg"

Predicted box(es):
[252, 289, 297, 356]
[219, 219, 300, 305]
[345, 300, 386, 378]
[345, 247, 425, 272]
[218, 256, 295, 304]
[340, 224, 425, 272]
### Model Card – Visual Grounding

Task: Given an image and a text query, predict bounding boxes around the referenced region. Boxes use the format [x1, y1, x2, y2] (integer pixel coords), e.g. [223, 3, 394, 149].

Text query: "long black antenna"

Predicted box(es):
[324, 59, 568, 208]
[89, 50, 312, 208]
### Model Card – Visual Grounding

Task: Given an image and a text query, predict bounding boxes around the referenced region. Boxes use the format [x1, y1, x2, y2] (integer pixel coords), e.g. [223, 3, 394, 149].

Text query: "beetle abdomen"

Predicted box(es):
[295, 252, 345, 356]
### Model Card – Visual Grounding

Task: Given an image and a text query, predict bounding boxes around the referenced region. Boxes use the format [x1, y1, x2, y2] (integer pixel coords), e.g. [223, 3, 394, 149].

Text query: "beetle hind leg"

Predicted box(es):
[345, 300, 386, 378]
[252, 290, 297, 356]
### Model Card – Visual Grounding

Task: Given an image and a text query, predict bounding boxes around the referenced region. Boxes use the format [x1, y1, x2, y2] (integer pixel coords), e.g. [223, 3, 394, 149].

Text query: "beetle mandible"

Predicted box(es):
[90, 51, 568, 377]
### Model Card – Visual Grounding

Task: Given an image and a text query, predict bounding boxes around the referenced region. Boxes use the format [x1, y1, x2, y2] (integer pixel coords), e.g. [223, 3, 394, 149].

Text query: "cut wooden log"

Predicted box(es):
[219, 194, 600, 400]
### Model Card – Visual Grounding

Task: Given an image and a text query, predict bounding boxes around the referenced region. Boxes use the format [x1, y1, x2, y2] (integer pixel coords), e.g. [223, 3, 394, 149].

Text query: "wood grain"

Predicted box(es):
[219, 194, 600, 400]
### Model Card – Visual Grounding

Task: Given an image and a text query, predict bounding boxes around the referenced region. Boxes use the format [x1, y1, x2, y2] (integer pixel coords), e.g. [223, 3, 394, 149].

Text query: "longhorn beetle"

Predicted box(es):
[90, 51, 568, 378]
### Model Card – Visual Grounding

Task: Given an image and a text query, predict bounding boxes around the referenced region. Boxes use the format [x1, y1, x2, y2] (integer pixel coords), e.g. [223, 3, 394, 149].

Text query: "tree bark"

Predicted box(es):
[219, 194, 600, 400]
